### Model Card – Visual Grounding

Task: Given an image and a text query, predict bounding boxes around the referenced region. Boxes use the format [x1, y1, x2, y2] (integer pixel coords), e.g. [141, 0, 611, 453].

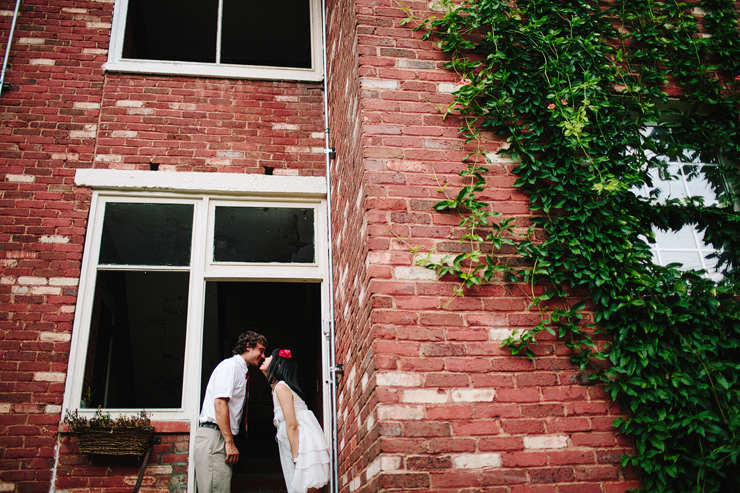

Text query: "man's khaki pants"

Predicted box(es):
[194, 426, 233, 493]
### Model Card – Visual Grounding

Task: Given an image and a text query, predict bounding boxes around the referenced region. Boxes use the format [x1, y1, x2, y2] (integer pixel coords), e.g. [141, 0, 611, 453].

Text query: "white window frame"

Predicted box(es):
[105, 0, 324, 81]
[62, 171, 331, 424]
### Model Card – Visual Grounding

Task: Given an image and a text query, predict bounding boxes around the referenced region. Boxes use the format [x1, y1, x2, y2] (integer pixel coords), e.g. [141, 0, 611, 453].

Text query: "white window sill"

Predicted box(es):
[75, 169, 327, 197]
[104, 60, 323, 82]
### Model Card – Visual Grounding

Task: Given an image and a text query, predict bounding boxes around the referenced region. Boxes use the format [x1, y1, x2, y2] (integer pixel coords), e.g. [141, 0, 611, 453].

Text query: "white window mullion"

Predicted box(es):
[216, 0, 224, 65]
[183, 197, 207, 420]
[185, 197, 208, 493]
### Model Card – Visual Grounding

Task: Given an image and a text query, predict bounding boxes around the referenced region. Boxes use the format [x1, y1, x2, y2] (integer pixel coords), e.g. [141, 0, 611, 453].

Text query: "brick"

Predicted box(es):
[430, 471, 481, 488]
[406, 455, 452, 470]
[377, 405, 424, 420]
[571, 432, 616, 447]
[378, 473, 430, 489]
[423, 373, 469, 388]
[529, 467, 575, 483]
[451, 388, 494, 402]
[453, 453, 502, 469]
[451, 420, 499, 436]
[480, 469, 528, 485]
[574, 465, 620, 481]
[376, 371, 423, 387]
[428, 438, 476, 453]
[548, 450, 597, 465]
[401, 389, 448, 404]
[501, 452, 547, 467]
[523, 435, 568, 449]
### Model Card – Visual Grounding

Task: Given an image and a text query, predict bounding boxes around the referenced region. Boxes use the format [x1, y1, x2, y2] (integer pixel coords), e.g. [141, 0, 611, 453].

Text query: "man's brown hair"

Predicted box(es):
[232, 331, 268, 355]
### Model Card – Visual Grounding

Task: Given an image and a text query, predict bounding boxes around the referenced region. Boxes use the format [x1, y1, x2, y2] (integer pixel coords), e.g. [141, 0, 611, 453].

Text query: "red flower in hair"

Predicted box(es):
[279, 349, 292, 359]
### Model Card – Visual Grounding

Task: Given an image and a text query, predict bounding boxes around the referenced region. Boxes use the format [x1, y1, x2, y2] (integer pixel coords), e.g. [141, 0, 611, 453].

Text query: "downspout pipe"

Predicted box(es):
[319, 1, 340, 493]
[1, 0, 21, 94]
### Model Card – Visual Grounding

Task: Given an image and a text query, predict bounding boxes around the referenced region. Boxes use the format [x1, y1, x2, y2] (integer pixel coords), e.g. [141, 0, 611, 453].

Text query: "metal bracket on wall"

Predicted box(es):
[323, 147, 336, 160]
[330, 363, 344, 378]
[132, 436, 162, 493]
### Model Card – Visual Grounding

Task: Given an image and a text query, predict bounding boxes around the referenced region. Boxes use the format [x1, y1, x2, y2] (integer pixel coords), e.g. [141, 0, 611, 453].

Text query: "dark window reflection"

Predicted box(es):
[122, 0, 218, 63]
[82, 271, 189, 409]
[221, 0, 312, 68]
[99, 203, 194, 266]
[122, 0, 312, 69]
[214, 207, 315, 263]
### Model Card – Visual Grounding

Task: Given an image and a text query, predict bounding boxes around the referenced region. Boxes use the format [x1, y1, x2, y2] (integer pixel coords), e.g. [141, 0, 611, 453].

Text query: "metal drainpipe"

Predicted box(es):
[1, 0, 22, 95]
[319, 0, 340, 491]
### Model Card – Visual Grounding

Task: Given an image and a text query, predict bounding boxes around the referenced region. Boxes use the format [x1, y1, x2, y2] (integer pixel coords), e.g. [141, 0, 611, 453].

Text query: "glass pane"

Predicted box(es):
[99, 203, 194, 266]
[214, 207, 315, 263]
[647, 166, 682, 200]
[660, 250, 703, 271]
[123, 0, 218, 63]
[82, 271, 189, 409]
[654, 226, 697, 249]
[221, 0, 312, 68]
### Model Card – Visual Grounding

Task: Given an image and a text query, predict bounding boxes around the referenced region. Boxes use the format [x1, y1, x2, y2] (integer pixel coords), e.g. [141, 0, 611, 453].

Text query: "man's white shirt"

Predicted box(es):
[199, 354, 248, 435]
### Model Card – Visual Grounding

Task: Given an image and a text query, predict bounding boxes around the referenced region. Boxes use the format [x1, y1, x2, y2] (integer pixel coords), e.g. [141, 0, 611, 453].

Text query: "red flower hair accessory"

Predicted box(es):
[279, 349, 292, 359]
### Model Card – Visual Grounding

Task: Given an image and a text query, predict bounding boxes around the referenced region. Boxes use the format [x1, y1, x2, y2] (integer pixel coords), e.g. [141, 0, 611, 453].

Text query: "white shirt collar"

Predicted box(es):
[232, 353, 248, 372]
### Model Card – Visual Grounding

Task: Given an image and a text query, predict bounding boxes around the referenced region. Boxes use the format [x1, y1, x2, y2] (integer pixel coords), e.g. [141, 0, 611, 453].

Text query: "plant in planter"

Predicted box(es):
[63, 407, 153, 456]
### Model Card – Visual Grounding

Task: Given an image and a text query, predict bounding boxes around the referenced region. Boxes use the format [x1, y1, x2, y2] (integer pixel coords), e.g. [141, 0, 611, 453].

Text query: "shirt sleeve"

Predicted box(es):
[212, 359, 239, 400]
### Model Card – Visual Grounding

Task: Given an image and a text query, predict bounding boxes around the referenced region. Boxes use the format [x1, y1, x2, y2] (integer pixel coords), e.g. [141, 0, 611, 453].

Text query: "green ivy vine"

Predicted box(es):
[406, 0, 740, 491]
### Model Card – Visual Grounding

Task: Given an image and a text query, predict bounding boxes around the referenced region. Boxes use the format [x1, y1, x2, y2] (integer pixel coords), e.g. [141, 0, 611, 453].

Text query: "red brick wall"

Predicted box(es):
[329, 0, 642, 491]
[324, 0, 378, 489]
[94, 75, 324, 175]
[56, 422, 189, 493]
[0, 1, 324, 491]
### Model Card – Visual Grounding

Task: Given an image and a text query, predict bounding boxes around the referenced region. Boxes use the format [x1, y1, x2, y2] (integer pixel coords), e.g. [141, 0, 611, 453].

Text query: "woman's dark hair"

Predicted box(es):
[266, 349, 304, 399]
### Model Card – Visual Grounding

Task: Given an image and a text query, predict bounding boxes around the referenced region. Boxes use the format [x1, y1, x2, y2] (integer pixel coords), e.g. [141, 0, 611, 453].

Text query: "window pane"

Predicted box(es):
[82, 271, 189, 409]
[122, 0, 218, 63]
[647, 166, 683, 200]
[99, 203, 194, 266]
[654, 226, 698, 249]
[221, 0, 312, 68]
[214, 206, 315, 263]
[660, 250, 703, 271]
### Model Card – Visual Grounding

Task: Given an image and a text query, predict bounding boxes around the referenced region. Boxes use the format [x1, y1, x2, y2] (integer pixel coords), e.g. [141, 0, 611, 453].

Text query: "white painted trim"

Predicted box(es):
[75, 169, 327, 197]
[103, 60, 323, 82]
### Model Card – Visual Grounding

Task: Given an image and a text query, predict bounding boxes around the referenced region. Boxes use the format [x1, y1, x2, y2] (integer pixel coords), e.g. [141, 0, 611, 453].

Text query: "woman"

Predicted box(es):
[260, 349, 330, 493]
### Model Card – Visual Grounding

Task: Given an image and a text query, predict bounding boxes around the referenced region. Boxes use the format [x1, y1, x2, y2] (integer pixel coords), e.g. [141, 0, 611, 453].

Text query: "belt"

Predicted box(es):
[200, 422, 218, 429]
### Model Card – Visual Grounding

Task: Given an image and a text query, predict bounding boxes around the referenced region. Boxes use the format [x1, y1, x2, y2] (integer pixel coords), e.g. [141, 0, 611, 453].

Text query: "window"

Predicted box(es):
[63, 171, 330, 421]
[106, 0, 323, 81]
[83, 202, 194, 409]
[634, 126, 729, 276]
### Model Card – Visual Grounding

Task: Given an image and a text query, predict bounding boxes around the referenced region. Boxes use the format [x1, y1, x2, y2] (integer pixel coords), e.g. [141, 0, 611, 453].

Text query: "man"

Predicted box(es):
[194, 331, 268, 493]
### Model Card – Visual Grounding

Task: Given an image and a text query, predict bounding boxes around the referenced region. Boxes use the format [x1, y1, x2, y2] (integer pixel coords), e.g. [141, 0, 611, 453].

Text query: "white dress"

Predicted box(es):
[272, 381, 331, 493]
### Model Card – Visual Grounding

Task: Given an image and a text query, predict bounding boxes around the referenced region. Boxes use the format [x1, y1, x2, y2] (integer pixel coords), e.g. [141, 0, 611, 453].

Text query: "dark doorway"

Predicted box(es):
[201, 281, 324, 492]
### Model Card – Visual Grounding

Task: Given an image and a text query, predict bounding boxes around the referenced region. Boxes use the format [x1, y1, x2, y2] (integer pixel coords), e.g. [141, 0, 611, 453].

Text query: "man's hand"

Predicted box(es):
[224, 441, 239, 464]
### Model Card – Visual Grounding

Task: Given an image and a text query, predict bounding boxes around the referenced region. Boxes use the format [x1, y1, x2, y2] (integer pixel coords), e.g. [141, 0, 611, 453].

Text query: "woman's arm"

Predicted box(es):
[275, 384, 299, 461]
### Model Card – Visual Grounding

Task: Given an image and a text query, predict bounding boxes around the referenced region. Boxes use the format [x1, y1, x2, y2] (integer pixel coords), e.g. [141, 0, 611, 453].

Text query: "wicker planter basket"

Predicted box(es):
[73, 427, 153, 456]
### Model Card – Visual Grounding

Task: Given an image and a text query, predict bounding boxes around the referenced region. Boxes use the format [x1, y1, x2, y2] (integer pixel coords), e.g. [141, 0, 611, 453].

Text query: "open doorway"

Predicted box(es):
[201, 281, 324, 492]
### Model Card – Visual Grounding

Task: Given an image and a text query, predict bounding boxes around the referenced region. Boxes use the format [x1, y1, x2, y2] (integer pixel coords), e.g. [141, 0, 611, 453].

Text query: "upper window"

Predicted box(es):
[635, 126, 729, 277]
[106, 0, 323, 81]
